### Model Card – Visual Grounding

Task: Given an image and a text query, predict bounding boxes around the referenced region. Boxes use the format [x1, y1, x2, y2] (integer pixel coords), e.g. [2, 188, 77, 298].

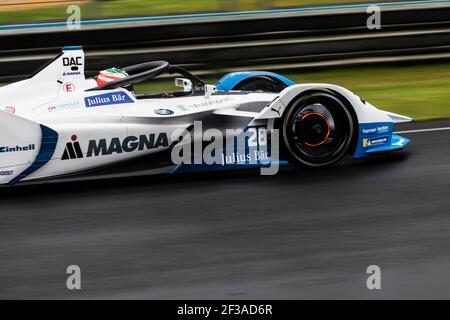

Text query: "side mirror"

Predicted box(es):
[175, 78, 193, 92]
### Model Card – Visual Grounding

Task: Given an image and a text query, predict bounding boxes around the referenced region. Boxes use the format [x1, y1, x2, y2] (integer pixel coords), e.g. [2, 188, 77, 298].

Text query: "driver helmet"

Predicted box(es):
[96, 67, 129, 86]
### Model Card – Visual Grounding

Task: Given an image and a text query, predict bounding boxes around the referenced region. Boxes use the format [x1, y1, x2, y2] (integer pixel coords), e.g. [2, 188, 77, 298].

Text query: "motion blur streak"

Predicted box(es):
[0, 120, 449, 299]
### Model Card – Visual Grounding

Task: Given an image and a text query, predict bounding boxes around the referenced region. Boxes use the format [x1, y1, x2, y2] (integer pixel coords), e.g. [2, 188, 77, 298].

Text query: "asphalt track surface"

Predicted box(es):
[0, 120, 449, 299]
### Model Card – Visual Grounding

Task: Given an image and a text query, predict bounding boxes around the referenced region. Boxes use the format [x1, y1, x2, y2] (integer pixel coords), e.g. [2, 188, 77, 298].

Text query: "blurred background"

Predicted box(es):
[1, 1, 450, 300]
[0, 0, 449, 120]
[0, 0, 373, 22]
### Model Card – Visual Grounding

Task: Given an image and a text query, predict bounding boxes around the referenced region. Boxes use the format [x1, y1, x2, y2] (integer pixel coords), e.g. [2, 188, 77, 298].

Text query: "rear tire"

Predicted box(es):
[233, 76, 288, 93]
[279, 90, 355, 167]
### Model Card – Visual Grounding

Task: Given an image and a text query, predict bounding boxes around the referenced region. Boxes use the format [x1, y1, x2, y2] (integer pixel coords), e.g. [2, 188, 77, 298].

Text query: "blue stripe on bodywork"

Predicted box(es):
[353, 122, 411, 158]
[216, 71, 295, 91]
[9, 125, 59, 185]
[63, 46, 83, 51]
[354, 122, 392, 158]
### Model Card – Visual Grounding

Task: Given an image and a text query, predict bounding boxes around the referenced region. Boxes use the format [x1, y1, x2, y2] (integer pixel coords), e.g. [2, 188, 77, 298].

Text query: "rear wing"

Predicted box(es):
[28, 46, 86, 87]
[0, 46, 91, 112]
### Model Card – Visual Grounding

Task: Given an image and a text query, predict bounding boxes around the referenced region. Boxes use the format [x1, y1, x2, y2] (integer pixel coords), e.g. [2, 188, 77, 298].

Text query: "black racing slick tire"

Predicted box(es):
[279, 90, 356, 168]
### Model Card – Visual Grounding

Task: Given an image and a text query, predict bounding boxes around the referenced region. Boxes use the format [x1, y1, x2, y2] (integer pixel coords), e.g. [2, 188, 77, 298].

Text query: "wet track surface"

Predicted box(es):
[0, 120, 449, 299]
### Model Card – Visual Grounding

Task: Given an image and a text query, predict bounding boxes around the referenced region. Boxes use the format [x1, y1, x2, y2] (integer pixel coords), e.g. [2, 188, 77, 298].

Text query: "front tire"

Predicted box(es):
[279, 90, 355, 167]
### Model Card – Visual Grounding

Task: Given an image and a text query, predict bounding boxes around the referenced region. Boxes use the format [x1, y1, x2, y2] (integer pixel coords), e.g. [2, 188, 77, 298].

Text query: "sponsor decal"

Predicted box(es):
[354, 122, 393, 158]
[5, 106, 15, 114]
[61, 133, 169, 160]
[271, 105, 282, 116]
[154, 109, 174, 115]
[0, 144, 35, 153]
[63, 57, 82, 72]
[84, 92, 134, 108]
[363, 136, 388, 147]
[0, 170, 13, 176]
[176, 97, 234, 111]
[221, 150, 270, 165]
[48, 101, 81, 113]
[362, 125, 389, 135]
[63, 82, 76, 93]
[62, 134, 84, 160]
[63, 71, 82, 76]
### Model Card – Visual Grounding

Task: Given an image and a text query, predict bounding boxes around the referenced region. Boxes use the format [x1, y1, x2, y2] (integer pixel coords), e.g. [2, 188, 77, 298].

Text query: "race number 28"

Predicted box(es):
[248, 127, 268, 147]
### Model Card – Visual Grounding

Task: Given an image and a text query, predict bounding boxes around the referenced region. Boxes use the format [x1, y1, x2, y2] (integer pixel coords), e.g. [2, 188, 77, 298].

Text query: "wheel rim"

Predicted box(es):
[283, 94, 353, 166]
[296, 111, 331, 147]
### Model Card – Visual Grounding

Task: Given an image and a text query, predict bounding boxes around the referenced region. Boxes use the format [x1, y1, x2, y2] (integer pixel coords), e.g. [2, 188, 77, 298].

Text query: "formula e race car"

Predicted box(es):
[0, 46, 412, 186]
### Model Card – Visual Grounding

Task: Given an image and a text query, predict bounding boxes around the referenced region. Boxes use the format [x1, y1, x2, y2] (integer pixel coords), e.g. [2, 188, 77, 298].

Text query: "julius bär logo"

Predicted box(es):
[62, 134, 84, 160]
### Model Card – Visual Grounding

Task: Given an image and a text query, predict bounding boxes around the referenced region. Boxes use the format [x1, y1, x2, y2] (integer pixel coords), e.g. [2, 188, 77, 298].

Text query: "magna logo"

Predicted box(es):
[61, 133, 169, 160]
[62, 134, 84, 160]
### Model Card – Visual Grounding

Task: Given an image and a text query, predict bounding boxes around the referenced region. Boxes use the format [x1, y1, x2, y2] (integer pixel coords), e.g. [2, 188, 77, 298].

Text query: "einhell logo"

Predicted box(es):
[61, 133, 169, 160]
[0, 144, 35, 153]
[62, 134, 83, 160]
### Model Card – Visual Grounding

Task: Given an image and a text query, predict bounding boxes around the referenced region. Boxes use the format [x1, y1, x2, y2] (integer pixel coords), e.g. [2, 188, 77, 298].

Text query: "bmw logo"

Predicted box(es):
[154, 108, 174, 115]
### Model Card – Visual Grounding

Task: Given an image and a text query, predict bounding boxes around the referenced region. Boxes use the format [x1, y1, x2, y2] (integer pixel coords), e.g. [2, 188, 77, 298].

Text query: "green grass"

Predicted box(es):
[0, 0, 369, 23]
[135, 63, 450, 121]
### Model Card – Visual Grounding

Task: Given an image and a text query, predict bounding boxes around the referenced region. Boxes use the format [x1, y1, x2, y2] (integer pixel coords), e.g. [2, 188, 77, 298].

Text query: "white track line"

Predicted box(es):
[395, 127, 450, 134]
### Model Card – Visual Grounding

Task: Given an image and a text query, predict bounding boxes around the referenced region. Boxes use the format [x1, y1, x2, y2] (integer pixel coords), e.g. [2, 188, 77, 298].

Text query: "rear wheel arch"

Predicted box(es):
[232, 75, 290, 93]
